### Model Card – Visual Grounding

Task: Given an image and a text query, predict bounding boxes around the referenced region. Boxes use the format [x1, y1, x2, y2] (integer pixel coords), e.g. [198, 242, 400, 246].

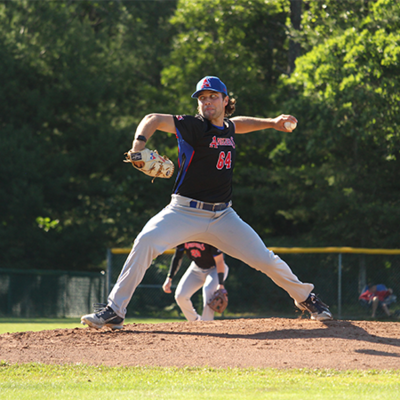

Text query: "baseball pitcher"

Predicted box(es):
[81, 75, 332, 330]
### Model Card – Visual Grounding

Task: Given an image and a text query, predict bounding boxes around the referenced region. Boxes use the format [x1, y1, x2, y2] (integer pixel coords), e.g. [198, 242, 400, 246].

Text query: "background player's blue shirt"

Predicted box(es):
[173, 114, 236, 203]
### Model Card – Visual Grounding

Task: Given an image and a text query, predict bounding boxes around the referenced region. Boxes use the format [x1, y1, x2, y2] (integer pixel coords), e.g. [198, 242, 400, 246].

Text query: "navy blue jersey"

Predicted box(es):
[172, 114, 236, 203]
[167, 242, 222, 278]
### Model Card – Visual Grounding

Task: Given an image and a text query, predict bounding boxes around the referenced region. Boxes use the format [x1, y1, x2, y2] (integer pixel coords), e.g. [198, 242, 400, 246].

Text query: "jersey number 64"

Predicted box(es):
[216, 151, 232, 170]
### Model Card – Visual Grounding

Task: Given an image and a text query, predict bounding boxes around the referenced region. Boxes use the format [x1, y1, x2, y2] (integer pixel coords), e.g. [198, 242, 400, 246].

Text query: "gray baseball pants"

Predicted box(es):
[175, 261, 229, 321]
[108, 194, 314, 318]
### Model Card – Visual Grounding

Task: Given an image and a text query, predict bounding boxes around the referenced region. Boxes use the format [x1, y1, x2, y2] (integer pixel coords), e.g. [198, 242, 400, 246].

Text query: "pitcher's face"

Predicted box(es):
[197, 91, 229, 124]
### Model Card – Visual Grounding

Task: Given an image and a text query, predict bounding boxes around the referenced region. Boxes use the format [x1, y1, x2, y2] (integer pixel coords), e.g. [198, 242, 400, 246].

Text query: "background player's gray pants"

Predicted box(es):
[108, 194, 314, 318]
[175, 261, 229, 321]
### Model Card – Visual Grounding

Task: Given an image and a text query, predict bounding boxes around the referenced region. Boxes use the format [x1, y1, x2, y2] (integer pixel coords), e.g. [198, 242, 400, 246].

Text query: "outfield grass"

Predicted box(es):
[0, 363, 399, 400]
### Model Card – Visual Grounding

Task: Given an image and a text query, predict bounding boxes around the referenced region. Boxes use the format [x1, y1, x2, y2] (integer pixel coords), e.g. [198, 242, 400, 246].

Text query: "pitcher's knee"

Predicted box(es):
[137, 231, 156, 247]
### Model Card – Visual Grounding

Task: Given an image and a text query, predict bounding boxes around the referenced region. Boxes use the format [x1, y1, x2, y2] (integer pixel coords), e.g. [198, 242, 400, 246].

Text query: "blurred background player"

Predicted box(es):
[162, 242, 229, 321]
[359, 283, 397, 318]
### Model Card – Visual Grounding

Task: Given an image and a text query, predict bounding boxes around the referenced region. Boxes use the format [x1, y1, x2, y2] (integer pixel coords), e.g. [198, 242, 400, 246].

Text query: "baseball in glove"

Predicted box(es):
[124, 148, 174, 182]
[208, 288, 228, 313]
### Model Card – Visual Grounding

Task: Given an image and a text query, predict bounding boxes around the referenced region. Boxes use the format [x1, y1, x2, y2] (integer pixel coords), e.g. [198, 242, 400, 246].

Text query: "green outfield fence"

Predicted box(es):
[1, 247, 399, 318]
[108, 247, 400, 320]
[0, 268, 105, 318]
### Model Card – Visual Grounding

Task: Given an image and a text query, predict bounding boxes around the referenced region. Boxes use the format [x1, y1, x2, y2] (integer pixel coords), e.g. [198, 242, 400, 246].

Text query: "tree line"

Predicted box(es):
[1, 0, 399, 272]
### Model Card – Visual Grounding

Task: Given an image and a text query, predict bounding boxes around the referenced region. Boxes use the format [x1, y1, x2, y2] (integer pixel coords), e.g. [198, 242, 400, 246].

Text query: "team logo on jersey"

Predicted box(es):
[176, 115, 184, 120]
[209, 136, 236, 149]
[201, 78, 212, 89]
[185, 242, 206, 251]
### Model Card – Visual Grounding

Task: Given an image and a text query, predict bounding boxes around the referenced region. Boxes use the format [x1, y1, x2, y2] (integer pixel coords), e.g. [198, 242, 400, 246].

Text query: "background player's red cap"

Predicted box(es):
[191, 76, 228, 98]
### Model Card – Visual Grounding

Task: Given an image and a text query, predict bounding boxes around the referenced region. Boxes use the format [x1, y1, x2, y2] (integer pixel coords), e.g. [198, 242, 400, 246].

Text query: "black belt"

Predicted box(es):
[189, 200, 230, 212]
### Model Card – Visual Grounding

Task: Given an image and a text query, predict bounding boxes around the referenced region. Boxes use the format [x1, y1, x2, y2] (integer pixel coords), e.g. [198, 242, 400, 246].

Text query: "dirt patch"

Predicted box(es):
[1, 318, 399, 370]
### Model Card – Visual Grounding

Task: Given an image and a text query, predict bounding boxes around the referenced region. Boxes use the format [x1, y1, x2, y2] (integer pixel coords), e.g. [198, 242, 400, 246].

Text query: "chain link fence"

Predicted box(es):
[108, 247, 400, 320]
[0, 268, 106, 318]
[1, 248, 399, 319]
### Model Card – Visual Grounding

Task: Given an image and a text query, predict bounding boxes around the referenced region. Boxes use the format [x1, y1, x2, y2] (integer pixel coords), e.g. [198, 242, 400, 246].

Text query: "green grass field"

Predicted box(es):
[1, 363, 399, 400]
[1, 318, 399, 399]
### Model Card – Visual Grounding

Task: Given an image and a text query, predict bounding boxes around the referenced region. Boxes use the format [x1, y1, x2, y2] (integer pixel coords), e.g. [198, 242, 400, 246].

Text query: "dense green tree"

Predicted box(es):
[297, 0, 372, 50]
[0, 0, 177, 270]
[279, 0, 400, 247]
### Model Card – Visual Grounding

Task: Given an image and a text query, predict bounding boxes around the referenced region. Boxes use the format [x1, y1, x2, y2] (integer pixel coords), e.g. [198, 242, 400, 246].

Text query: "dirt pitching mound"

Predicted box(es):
[1, 318, 399, 370]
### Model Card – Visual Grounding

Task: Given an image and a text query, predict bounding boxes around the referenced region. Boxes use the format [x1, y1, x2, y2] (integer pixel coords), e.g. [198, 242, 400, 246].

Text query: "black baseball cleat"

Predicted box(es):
[295, 293, 333, 321]
[81, 306, 124, 330]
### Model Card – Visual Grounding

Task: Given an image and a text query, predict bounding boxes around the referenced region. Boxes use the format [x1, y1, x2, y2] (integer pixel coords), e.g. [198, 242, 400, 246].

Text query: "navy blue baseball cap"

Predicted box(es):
[191, 76, 228, 98]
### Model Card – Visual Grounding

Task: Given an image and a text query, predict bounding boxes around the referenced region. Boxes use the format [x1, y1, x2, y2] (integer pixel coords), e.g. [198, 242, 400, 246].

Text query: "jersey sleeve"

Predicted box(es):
[173, 115, 207, 146]
[167, 244, 185, 279]
[210, 246, 223, 257]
